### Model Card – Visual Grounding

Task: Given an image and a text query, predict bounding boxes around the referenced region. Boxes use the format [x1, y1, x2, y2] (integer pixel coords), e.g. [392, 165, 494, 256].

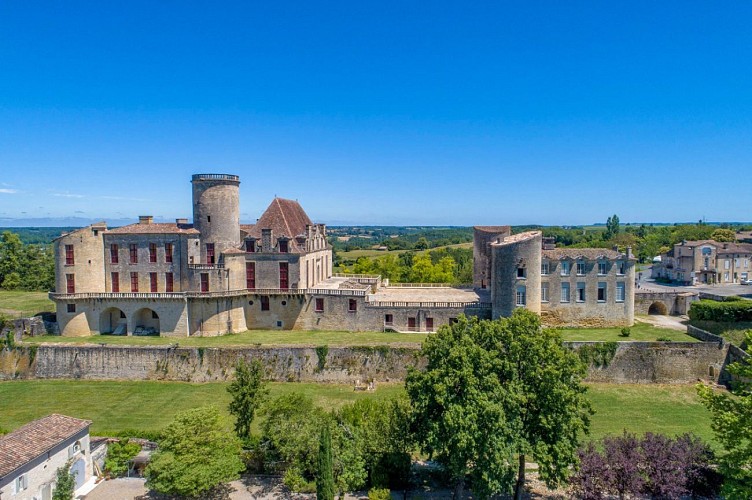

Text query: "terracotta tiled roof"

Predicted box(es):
[107, 222, 199, 235]
[543, 248, 625, 260]
[240, 224, 255, 235]
[0, 414, 90, 478]
[717, 242, 752, 255]
[247, 198, 313, 239]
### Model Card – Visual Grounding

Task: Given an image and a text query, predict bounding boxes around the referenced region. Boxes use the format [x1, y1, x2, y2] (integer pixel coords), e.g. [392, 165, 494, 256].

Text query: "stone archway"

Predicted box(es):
[132, 308, 160, 336]
[99, 307, 127, 335]
[648, 301, 668, 315]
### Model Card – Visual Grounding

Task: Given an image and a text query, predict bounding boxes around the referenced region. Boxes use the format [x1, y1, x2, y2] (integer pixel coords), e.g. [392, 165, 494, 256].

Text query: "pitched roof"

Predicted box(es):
[0, 414, 90, 478]
[717, 242, 752, 254]
[107, 222, 199, 235]
[543, 248, 625, 260]
[246, 198, 313, 239]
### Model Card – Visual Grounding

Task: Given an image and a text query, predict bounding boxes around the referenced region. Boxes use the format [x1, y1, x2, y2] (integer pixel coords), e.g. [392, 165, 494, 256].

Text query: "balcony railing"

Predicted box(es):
[50, 292, 186, 300]
[187, 263, 225, 270]
[366, 301, 492, 309]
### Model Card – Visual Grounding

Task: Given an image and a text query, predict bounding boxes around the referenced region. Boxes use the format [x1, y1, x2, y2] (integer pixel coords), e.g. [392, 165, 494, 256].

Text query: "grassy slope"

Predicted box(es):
[0, 380, 714, 445]
[558, 322, 697, 342]
[689, 320, 751, 348]
[0, 291, 54, 318]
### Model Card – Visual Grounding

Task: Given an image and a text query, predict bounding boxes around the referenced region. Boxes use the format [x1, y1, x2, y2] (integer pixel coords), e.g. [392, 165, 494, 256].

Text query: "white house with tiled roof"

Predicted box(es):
[51, 173, 635, 337]
[0, 414, 92, 500]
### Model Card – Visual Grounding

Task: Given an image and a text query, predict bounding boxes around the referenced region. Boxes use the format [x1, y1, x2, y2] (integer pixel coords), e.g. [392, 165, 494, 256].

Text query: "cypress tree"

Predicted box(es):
[316, 425, 335, 500]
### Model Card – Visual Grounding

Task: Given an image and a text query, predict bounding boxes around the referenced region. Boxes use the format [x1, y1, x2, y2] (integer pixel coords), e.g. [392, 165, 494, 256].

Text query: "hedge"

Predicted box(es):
[688, 299, 752, 322]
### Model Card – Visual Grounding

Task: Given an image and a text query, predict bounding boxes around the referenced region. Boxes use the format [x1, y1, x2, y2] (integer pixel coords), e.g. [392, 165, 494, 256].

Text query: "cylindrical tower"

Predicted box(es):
[473, 226, 511, 288]
[490, 231, 542, 319]
[191, 174, 241, 262]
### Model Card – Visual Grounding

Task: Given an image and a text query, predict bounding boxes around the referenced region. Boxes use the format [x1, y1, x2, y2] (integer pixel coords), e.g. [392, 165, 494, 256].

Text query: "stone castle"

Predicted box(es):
[51, 174, 635, 337]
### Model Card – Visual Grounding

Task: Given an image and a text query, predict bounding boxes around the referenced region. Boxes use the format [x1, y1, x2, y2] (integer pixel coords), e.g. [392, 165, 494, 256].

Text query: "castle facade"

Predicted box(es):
[52, 174, 634, 337]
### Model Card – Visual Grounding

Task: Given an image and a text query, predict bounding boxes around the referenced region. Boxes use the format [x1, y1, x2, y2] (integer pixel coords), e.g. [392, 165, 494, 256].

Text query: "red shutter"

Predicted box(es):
[279, 262, 289, 290]
[165, 243, 173, 263]
[66, 274, 75, 294]
[65, 245, 74, 265]
[130, 244, 138, 264]
[165, 272, 174, 292]
[150, 272, 158, 292]
[200, 273, 209, 292]
[110, 244, 119, 264]
[206, 244, 215, 264]
[246, 262, 256, 289]
[111, 272, 119, 293]
[131, 272, 138, 292]
[149, 243, 157, 263]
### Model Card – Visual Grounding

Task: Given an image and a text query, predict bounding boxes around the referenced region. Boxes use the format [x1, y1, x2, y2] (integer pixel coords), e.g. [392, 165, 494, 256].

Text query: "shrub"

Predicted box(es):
[368, 487, 392, 500]
[104, 439, 141, 477]
[657, 336, 673, 342]
[689, 299, 752, 322]
[619, 328, 631, 338]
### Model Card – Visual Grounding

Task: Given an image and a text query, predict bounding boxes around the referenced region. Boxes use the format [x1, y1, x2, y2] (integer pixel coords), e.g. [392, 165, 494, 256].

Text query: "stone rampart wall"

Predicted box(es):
[0, 341, 733, 384]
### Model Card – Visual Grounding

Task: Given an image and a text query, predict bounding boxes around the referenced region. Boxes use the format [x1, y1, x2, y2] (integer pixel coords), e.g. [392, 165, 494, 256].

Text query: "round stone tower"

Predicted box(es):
[191, 174, 241, 260]
[490, 231, 542, 319]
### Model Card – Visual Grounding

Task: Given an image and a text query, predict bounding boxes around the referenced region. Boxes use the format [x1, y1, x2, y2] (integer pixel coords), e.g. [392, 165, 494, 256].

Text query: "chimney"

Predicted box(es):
[626, 246, 633, 260]
[176, 218, 188, 225]
[612, 245, 619, 252]
[139, 215, 153, 225]
[262, 228, 273, 253]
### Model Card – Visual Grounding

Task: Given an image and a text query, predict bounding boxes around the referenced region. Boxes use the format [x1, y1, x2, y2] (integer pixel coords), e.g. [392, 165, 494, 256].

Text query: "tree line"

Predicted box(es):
[0, 231, 55, 291]
[345, 247, 473, 284]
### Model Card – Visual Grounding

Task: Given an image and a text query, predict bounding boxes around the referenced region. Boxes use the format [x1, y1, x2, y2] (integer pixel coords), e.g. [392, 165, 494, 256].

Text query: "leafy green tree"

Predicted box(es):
[711, 228, 736, 242]
[406, 311, 591, 499]
[52, 460, 75, 500]
[316, 425, 335, 500]
[697, 331, 752, 497]
[145, 406, 244, 498]
[414, 237, 429, 250]
[604, 214, 620, 240]
[227, 358, 269, 441]
[0, 231, 54, 291]
[104, 439, 141, 477]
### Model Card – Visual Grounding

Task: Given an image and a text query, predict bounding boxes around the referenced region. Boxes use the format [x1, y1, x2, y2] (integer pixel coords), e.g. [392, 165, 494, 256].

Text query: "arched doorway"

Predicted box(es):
[133, 308, 160, 336]
[99, 307, 126, 335]
[71, 458, 86, 490]
[648, 301, 668, 315]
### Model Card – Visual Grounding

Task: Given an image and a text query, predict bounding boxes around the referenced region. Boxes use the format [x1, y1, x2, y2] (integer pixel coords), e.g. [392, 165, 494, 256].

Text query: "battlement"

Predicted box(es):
[191, 173, 240, 182]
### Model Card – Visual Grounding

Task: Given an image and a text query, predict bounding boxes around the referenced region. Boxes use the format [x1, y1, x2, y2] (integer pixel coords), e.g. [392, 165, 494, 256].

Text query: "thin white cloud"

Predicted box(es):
[98, 195, 147, 202]
[0, 188, 17, 194]
[53, 192, 85, 199]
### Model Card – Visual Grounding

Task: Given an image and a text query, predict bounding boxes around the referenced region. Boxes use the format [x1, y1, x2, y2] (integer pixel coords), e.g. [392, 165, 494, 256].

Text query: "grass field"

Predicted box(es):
[557, 321, 697, 342]
[0, 380, 715, 445]
[22, 330, 429, 347]
[22, 321, 692, 346]
[0, 290, 54, 318]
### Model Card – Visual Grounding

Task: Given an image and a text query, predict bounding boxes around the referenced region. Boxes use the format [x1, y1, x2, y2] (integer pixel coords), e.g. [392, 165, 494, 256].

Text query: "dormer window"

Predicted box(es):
[245, 239, 255, 253]
[576, 260, 586, 275]
[279, 240, 289, 253]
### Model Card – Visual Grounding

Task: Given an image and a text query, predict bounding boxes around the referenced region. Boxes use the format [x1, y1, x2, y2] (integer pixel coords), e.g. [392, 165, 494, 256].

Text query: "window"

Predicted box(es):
[65, 244, 74, 265]
[561, 261, 570, 276]
[12, 474, 28, 494]
[129, 244, 138, 264]
[348, 299, 357, 312]
[206, 243, 215, 264]
[246, 262, 256, 289]
[516, 285, 526, 306]
[245, 239, 255, 253]
[207, 215, 211, 222]
[616, 260, 625, 275]
[111, 272, 119, 293]
[426, 317, 434, 331]
[724, 272, 729, 281]
[165, 243, 173, 263]
[576, 282, 586, 302]
[598, 261, 608, 275]
[561, 283, 570, 302]
[150, 272, 158, 292]
[200, 273, 209, 292]
[279, 240, 289, 253]
[68, 441, 82, 457]
[66, 273, 75, 294]
[149, 243, 157, 263]
[260, 296, 270, 311]
[384, 314, 393, 325]
[408, 317, 417, 331]
[616, 282, 626, 302]
[110, 244, 119, 264]
[279, 262, 289, 290]
[541, 261, 549, 275]
[576, 260, 586, 275]
[131, 272, 138, 292]
[597, 282, 607, 302]
[165, 272, 174, 292]
[449, 317, 458, 325]
[517, 267, 526, 279]
[541, 283, 549, 302]
[67, 303, 76, 313]
[725, 260, 730, 269]
[315, 298, 324, 312]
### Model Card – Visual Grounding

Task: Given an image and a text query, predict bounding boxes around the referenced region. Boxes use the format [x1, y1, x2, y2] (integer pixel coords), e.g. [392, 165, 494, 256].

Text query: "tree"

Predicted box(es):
[711, 228, 736, 242]
[697, 331, 752, 497]
[227, 358, 269, 441]
[104, 439, 141, 477]
[405, 311, 591, 499]
[52, 460, 75, 500]
[604, 214, 620, 240]
[316, 426, 335, 500]
[145, 406, 244, 497]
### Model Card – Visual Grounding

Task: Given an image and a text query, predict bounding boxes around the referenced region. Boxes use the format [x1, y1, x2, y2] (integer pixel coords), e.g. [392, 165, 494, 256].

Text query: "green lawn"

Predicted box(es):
[22, 330, 428, 347]
[0, 290, 54, 318]
[0, 380, 716, 445]
[690, 320, 751, 348]
[558, 321, 696, 342]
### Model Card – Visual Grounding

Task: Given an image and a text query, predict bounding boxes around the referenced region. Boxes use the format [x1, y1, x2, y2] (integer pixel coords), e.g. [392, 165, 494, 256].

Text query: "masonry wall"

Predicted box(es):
[490, 232, 542, 318]
[57, 298, 190, 337]
[1, 341, 732, 384]
[54, 226, 105, 294]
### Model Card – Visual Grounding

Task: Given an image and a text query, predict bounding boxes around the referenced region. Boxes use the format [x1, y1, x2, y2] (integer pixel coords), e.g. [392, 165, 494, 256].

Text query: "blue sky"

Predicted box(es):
[1, 1, 750, 226]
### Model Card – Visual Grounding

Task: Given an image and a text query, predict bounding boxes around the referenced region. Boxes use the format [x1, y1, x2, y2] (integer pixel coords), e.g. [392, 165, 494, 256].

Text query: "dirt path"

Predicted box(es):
[637, 314, 688, 332]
